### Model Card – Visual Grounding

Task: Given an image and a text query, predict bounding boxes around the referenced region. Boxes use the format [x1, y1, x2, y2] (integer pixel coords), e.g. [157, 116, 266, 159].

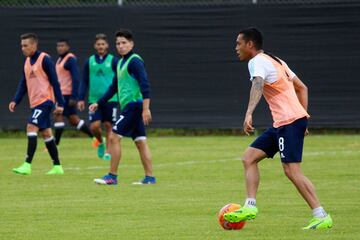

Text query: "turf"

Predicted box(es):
[0, 135, 359, 239]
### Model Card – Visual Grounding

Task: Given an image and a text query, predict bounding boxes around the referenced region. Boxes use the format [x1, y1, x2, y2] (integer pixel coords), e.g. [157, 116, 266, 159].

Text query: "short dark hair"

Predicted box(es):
[20, 33, 38, 43]
[57, 38, 70, 45]
[115, 29, 134, 41]
[95, 33, 108, 43]
[239, 27, 263, 50]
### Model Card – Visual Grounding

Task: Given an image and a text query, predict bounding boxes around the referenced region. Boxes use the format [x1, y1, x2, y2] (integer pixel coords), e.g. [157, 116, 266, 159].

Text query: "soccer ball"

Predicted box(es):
[218, 203, 246, 230]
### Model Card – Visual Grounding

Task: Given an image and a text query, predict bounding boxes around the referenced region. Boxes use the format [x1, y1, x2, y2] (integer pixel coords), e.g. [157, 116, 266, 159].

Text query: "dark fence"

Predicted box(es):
[1, 3, 360, 129]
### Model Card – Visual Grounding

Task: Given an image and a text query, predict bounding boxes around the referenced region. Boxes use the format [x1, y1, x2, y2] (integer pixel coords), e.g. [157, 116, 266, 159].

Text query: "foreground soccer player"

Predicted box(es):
[78, 34, 119, 161]
[9, 33, 65, 175]
[54, 39, 93, 146]
[91, 29, 155, 185]
[223, 28, 332, 230]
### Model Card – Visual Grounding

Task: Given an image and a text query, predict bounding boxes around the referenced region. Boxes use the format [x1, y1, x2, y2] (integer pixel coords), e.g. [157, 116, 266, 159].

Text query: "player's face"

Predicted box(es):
[235, 34, 252, 61]
[21, 39, 37, 57]
[94, 39, 109, 56]
[116, 37, 134, 56]
[56, 42, 69, 55]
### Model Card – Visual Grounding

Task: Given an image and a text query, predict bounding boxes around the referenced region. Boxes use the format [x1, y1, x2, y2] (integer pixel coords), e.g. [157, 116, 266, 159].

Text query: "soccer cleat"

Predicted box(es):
[103, 153, 111, 161]
[302, 214, 333, 230]
[94, 174, 118, 185]
[13, 162, 32, 175]
[92, 137, 101, 148]
[46, 165, 64, 175]
[224, 206, 258, 222]
[132, 176, 156, 185]
[97, 142, 105, 158]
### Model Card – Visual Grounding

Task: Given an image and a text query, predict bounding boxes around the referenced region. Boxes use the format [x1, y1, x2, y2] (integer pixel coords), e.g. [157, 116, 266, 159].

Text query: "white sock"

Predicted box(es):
[312, 206, 327, 218]
[244, 198, 256, 208]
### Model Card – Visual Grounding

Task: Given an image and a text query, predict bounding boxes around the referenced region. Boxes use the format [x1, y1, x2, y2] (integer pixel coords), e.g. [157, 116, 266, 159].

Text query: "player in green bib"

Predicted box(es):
[78, 33, 119, 160]
[90, 29, 155, 185]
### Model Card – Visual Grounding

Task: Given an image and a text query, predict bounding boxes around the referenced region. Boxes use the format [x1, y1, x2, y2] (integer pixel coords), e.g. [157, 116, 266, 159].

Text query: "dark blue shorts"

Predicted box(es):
[27, 100, 54, 130]
[63, 95, 77, 117]
[89, 102, 118, 124]
[112, 102, 146, 141]
[250, 117, 308, 163]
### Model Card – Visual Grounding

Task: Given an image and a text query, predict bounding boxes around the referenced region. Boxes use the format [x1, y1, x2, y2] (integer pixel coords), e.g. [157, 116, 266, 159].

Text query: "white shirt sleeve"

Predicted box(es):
[248, 57, 266, 81]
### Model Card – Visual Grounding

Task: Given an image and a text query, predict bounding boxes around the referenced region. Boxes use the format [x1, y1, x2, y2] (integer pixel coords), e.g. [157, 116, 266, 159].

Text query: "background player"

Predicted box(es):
[78, 33, 119, 161]
[9, 33, 65, 175]
[223, 28, 333, 230]
[53, 39, 93, 146]
[91, 29, 155, 185]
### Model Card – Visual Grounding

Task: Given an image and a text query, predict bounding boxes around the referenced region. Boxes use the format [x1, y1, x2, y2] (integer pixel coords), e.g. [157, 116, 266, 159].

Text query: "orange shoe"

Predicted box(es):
[92, 137, 101, 148]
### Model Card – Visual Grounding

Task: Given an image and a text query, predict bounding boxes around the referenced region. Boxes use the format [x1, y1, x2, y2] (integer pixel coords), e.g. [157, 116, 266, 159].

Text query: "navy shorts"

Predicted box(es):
[27, 100, 54, 130]
[250, 117, 308, 163]
[112, 102, 146, 141]
[62, 95, 77, 117]
[89, 102, 118, 124]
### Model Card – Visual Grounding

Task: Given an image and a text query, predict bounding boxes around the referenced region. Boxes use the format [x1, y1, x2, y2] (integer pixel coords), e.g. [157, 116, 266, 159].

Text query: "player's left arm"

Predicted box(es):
[128, 58, 152, 125]
[43, 55, 64, 112]
[292, 76, 308, 111]
[64, 56, 79, 104]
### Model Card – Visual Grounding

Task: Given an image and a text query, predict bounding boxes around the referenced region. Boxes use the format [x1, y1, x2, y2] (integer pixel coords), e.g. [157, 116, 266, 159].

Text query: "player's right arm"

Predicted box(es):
[9, 72, 27, 112]
[244, 76, 264, 135]
[78, 59, 89, 111]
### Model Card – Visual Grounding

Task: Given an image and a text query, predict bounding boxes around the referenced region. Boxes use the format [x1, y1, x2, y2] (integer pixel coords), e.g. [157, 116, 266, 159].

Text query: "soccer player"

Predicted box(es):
[9, 33, 65, 175]
[78, 33, 119, 161]
[91, 29, 155, 185]
[223, 28, 333, 229]
[54, 39, 93, 145]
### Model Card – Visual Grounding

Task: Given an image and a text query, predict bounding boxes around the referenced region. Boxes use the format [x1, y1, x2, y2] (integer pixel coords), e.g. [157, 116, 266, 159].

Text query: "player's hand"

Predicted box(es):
[77, 101, 85, 111]
[142, 108, 152, 125]
[53, 106, 64, 114]
[69, 98, 77, 107]
[243, 114, 255, 135]
[9, 101, 16, 112]
[305, 128, 309, 136]
[89, 103, 98, 113]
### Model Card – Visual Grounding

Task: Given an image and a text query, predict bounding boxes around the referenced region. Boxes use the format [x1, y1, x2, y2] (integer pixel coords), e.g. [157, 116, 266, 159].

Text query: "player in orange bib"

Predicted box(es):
[9, 33, 65, 175]
[223, 28, 333, 230]
[53, 39, 93, 146]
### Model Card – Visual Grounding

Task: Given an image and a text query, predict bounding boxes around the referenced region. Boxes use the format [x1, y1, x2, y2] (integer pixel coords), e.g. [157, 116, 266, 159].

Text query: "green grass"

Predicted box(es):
[0, 135, 359, 239]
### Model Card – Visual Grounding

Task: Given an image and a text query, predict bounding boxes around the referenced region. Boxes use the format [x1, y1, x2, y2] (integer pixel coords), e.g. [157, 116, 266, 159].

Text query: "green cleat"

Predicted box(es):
[103, 153, 111, 161]
[224, 206, 258, 223]
[97, 142, 105, 158]
[302, 214, 333, 230]
[46, 165, 64, 175]
[13, 162, 32, 175]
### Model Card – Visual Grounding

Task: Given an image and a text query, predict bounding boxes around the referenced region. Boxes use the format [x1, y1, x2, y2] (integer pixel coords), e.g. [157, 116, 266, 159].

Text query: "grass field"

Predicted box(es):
[0, 135, 359, 240]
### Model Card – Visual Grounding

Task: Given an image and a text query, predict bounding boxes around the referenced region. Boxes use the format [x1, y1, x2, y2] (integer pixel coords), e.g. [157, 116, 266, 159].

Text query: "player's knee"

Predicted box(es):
[242, 153, 255, 168]
[134, 139, 146, 149]
[90, 124, 99, 133]
[283, 165, 300, 180]
[69, 117, 79, 126]
[109, 134, 120, 145]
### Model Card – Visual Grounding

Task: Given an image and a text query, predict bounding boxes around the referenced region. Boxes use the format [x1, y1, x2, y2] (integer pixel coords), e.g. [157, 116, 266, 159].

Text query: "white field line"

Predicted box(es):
[64, 150, 360, 171]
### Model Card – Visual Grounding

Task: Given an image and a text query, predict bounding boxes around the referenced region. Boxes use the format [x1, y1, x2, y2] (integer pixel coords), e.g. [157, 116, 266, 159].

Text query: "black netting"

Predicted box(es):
[0, 0, 359, 7]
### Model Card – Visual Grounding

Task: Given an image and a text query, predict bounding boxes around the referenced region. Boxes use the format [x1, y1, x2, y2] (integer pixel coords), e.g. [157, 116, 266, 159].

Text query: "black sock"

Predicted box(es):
[79, 122, 93, 138]
[55, 127, 64, 145]
[25, 134, 37, 164]
[54, 122, 65, 145]
[45, 137, 61, 165]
